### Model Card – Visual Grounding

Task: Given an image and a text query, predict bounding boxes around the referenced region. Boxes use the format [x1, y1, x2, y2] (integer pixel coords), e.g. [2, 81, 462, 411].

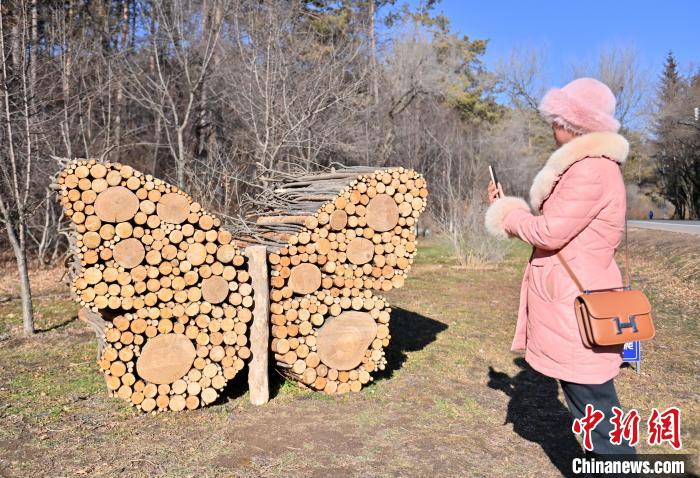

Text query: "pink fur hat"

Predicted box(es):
[538, 77, 620, 133]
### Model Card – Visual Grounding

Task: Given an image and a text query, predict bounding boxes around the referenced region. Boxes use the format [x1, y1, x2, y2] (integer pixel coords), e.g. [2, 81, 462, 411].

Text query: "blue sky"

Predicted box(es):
[422, 0, 699, 86]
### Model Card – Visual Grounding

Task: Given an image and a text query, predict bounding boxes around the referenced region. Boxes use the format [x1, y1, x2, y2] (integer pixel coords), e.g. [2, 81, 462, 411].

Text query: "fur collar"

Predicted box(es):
[529, 131, 629, 211]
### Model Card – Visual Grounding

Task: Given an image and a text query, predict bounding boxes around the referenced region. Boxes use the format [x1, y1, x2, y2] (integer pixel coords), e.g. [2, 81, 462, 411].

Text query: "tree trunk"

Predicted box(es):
[368, 0, 378, 106]
[196, 0, 211, 160]
[5, 222, 34, 336]
[115, 0, 130, 160]
[61, 0, 74, 157]
[176, 128, 186, 189]
[30, 0, 38, 94]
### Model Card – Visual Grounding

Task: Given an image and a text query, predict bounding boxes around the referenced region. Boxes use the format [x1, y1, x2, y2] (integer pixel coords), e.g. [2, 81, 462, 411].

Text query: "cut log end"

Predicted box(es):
[136, 334, 196, 385]
[316, 312, 377, 371]
[201, 275, 229, 304]
[113, 238, 145, 269]
[288, 263, 322, 295]
[366, 194, 399, 232]
[94, 186, 139, 223]
[156, 193, 190, 224]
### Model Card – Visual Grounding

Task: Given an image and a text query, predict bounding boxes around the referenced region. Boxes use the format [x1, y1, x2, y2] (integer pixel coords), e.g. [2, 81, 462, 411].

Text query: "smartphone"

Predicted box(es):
[488, 165, 501, 198]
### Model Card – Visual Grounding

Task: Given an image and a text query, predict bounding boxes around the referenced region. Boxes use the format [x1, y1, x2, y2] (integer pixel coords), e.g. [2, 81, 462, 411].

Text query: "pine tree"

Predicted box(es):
[659, 51, 680, 103]
[653, 52, 699, 219]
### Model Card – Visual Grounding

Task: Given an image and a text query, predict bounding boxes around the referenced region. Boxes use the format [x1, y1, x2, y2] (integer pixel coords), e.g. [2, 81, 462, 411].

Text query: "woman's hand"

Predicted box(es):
[487, 180, 504, 204]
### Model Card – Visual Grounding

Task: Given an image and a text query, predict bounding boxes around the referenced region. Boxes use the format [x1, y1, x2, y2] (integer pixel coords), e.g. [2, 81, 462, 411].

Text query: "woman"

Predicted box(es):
[485, 77, 635, 454]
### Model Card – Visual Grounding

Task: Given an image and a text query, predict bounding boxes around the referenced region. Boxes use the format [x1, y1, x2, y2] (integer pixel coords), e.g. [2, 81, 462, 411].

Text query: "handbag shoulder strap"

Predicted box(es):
[555, 217, 631, 293]
[556, 251, 585, 292]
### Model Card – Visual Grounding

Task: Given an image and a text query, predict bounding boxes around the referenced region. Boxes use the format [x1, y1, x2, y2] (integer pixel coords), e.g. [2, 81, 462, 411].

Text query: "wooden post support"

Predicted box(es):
[245, 245, 270, 405]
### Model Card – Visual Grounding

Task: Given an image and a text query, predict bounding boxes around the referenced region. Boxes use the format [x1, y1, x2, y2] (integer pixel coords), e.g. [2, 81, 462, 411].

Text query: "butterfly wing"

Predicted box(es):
[56, 159, 254, 411]
[265, 168, 428, 393]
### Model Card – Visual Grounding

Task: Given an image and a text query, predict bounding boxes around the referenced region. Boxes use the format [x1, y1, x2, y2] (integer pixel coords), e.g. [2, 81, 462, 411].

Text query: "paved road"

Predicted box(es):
[628, 220, 700, 236]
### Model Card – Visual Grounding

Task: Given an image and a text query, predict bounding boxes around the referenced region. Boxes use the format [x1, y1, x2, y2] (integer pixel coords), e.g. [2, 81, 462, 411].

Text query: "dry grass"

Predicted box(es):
[0, 230, 697, 477]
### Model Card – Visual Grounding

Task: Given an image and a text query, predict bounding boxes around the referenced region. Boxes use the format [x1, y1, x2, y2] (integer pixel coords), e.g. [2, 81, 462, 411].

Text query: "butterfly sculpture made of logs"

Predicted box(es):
[55, 159, 427, 412]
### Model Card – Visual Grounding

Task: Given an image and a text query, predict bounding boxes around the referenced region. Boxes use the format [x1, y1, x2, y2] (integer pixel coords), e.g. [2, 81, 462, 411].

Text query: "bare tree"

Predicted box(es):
[0, 2, 40, 335]
[495, 46, 548, 112]
[0, 0, 548, 290]
[123, 0, 227, 189]
[654, 70, 700, 219]
[224, 1, 367, 181]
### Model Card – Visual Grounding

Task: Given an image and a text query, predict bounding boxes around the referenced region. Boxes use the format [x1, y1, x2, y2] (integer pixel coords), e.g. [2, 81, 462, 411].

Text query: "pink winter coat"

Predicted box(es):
[485, 132, 630, 384]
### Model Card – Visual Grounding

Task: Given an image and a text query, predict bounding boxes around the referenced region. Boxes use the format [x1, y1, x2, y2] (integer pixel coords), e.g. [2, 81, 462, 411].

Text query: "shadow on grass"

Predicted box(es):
[217, 358, 293, 404]
[36, 315, 77, 333]
[488, 358, 582, 478]
[374, 306, 448, 381]
[217, 368, 251, 404]
[219, 307, 447, 403]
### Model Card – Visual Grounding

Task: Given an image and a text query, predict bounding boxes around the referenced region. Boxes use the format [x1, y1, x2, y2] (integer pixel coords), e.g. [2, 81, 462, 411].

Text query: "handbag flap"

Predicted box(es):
[577, 289, 651, 319]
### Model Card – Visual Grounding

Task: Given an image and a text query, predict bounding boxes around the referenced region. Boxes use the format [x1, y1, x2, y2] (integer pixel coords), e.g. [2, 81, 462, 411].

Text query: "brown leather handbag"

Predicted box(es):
[556, 222, 655, 348]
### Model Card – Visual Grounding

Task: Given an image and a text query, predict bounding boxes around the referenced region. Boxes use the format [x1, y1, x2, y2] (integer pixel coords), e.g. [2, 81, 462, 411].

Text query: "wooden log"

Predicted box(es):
[55, 159, 256, 412]
[256, 215, 309, 225]
[113, 238, 145, 268]
[287, 263, 322, 295]
[329, 210, 348, 230]
[156, 193, 190, 224]
[245, 245, 270, 406]
[186, 243, 207, 266]
[242, 166, 426, 394]
[60, 159, 426, 402]
[94, 186, 140, 222]
[136, 334, 197, 385]
[346, 237, 374, 265]
[201, 275, 229, 304]
[316, 312, 378, 371]
[365, 193, 399, 232]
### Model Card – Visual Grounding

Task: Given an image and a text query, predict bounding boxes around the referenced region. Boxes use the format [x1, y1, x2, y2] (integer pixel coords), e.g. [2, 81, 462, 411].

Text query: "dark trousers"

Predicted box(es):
[560, 378, 636, 455]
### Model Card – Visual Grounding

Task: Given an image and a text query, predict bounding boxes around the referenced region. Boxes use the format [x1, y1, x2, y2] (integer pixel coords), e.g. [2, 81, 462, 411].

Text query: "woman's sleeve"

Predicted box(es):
[485, 161, 606, 250]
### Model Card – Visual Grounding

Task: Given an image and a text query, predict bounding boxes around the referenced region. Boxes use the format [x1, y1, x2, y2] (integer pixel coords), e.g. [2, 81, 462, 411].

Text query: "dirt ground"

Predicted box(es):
[0, 229, 697, 477]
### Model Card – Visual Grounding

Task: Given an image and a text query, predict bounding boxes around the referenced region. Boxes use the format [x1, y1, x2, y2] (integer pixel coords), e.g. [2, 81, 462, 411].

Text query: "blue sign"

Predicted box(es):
[622, 341, 640, 362]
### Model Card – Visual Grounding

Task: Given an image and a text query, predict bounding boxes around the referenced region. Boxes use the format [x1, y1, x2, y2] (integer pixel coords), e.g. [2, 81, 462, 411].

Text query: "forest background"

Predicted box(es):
[1, 0, 698, 334]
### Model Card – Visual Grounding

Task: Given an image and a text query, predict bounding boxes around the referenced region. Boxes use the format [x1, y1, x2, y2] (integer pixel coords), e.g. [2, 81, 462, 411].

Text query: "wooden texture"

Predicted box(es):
[346, 237, 374, 265]
[156, 193, 190, 224]
[112, 238, 145, 268]
[288, 263, 322, 294]
[56, 159, 428, 403]
[316, 312, 377, 371]
[201, 275, 229, 304]
[365, 193, 399, 232]
[136, 334, 197, 384]
[253, 167, 428, 394]
[245, 245, 270, 406]
[94, 186, 140, 222]
[55, 159, 255, 412]
[329, 210, 348, 230]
